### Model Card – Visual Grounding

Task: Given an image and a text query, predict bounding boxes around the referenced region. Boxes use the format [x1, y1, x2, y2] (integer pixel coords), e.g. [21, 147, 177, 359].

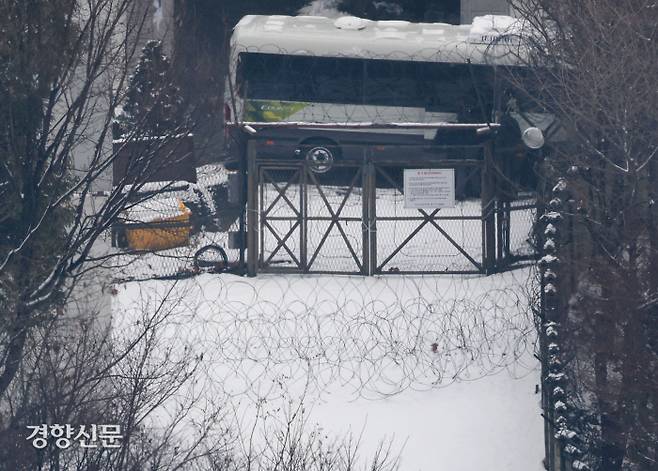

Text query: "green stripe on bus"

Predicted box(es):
[244, 100, 309, 122]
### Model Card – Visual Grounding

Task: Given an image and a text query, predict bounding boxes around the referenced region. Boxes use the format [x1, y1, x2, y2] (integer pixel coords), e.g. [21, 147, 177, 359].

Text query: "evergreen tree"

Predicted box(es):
[116, 40, 185, 138]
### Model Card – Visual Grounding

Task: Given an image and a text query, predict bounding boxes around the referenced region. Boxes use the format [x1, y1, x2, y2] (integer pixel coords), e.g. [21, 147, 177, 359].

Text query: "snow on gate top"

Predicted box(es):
[231, 14, 525, 66]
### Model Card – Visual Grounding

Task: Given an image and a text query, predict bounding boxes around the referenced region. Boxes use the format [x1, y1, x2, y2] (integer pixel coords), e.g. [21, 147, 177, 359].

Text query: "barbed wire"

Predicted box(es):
[113, 267, 538, 403]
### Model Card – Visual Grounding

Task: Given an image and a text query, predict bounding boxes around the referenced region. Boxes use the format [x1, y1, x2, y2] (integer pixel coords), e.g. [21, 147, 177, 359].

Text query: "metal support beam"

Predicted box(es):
[362, 151, 377, 275]
[246, 140, 258, 276]
[482, 142, 497, 274]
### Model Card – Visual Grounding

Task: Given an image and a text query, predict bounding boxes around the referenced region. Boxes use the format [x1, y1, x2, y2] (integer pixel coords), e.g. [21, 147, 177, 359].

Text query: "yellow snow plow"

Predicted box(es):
[126, 200, 192, 251]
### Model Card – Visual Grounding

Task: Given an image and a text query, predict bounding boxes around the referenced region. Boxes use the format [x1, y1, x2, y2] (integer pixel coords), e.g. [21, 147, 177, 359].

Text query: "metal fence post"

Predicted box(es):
[361, 153, 370, 275]
[301, 162, 308, 272]
[246, 139, 258, 276]
[482, 143, 497, 273]
[496, 199, 511, 268]
[367, 153, 377, 275]
[238, 137, 248, 274]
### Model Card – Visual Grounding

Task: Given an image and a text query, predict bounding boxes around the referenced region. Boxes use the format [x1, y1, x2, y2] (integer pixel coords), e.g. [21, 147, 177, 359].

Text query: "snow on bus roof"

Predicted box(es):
[231, 14, 525, 66]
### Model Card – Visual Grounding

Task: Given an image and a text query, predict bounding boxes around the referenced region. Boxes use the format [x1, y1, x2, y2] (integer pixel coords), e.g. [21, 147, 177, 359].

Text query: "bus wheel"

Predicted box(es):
[296, 138, 341, 173]
[305, 146, 335, 173]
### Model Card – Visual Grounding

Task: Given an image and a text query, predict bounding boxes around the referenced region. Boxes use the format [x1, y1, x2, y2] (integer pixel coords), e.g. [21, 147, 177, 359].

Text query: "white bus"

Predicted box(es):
[224, 14, 555, 174]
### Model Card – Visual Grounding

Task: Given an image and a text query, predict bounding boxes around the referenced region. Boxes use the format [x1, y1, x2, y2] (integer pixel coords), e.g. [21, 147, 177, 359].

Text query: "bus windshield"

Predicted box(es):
[238, 52, 497, 114]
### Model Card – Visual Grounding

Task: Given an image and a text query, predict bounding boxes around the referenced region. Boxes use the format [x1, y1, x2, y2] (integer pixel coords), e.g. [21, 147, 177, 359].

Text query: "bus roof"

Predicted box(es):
[231, 14, 525, 66]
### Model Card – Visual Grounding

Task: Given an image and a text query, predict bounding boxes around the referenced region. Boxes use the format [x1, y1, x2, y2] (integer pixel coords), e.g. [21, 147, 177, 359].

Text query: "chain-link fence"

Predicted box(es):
[105, 140, 538, 282]
[496, 194, 539, 269]
[109, 164, 245, 282]
[248, 140, 538, 276]
[373, 162, 486, 274]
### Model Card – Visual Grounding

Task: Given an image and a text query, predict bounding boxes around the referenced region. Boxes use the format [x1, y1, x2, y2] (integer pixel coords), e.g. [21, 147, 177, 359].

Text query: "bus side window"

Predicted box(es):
[311, 56, 363, 104]
[420, 62, 462, 113]
[364, 59, 422, 107]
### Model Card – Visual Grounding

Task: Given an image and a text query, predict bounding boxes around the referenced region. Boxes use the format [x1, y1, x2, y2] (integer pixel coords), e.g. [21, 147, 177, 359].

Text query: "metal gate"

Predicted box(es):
[370, 162, 488, 274]
[244, 141, 530, 275]
[254, 161, 366, 274]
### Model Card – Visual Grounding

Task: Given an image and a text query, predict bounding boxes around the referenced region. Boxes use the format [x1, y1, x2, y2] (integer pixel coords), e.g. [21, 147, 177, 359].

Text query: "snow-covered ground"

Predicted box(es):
[112, 268, 543, 470]
[310, 366, 543, 471]
[107, 163, 542, 469]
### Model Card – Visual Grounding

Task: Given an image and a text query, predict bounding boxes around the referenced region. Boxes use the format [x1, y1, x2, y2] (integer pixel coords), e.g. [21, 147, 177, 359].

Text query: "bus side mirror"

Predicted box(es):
[522, 127, 545, 149]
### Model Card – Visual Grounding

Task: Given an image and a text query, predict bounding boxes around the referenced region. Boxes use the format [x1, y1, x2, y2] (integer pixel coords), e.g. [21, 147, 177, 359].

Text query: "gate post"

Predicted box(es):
[246, 139, 258, 277]
[482, 142, 497, 274]
[361, 156, 369, 275]
[362, 153, 377, 275]
[369, 160, 377, 275]
[300, 163, 308, 272]
[497, 199, 514, 268]
[496, 199, 504, 266]
[238, 136, 248, 274]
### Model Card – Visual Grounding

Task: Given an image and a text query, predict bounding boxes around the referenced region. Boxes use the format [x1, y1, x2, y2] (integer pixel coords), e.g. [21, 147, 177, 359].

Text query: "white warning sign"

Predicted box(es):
[403, 169, 455, 209]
